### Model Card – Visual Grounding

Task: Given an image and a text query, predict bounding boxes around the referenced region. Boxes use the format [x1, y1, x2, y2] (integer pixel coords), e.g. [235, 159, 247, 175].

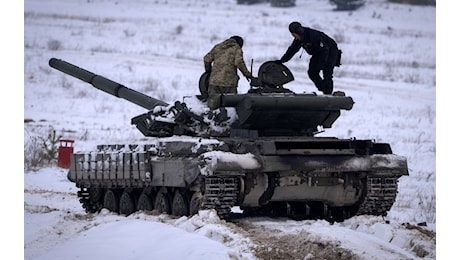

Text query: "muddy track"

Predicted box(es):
[229, 220, 358, 260]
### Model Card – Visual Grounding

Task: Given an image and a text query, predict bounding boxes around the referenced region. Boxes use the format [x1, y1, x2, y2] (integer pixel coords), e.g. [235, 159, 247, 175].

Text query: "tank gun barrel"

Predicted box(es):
[49, 58, 169, 110]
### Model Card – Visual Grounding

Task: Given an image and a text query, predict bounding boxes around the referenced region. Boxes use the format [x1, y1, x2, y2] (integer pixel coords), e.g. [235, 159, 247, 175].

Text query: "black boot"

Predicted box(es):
[321, 80, 333, 95]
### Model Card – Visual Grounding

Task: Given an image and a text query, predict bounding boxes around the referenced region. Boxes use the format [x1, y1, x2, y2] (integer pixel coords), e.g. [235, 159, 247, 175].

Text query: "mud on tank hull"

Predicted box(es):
[69, 136, 408, 221]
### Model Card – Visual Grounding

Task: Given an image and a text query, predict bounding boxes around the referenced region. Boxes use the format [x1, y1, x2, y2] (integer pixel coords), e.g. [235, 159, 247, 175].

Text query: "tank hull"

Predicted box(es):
[69, 136, 408, 221]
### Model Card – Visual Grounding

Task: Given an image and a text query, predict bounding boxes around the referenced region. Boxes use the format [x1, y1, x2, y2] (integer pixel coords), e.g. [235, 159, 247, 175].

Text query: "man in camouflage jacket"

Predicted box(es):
[279, 21, 340, 95]
[204, 36, 253, 96]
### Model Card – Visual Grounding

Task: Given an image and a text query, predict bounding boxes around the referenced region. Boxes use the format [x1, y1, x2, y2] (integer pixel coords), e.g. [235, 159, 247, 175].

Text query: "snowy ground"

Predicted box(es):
[25, 167, 435, 260]
[21, 0, 439, 259]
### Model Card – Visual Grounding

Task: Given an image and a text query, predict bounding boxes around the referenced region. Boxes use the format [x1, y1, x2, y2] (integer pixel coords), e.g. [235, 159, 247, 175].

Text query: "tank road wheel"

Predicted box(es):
[89, 188, 103, 204]
[172, 190, 189, 217]
[119, 191, 136, 215]
[137, 193, 153, 211]
[103, 189, 119, 213]
[154, 188, 171, 214]
[78, 187, 103, 213]
[189, 192, 204, 215]
[88, 188, 103, 212]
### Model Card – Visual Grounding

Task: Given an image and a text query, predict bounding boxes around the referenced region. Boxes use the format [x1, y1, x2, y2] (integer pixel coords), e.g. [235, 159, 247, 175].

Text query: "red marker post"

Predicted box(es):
[57, 139, 74, 169]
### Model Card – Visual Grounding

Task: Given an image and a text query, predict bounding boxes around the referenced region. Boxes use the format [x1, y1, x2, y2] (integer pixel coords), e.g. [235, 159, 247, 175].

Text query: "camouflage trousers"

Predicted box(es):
[208, 85, 237, 95]
[207, 85, 237, 110]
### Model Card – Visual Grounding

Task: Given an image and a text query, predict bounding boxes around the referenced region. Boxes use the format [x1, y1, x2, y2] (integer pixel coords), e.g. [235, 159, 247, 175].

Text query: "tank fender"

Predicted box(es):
[183, 161, 201, 186]
[259, 154, 408, 175]
[150, 158, 201, 187]
[370, 154, 409, 175]
[199, 151, 261, 176]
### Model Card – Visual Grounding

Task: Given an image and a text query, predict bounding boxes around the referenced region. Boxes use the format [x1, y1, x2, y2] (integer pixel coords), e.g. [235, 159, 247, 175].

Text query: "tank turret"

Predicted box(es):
[49, 58, 354, 138]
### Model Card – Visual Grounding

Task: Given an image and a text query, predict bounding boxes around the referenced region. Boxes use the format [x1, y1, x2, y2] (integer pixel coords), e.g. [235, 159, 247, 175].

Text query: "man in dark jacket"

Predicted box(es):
[279, 21, 340, 94]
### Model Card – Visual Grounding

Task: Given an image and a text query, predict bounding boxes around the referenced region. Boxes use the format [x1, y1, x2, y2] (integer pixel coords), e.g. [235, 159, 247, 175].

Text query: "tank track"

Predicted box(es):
[73, 147, 399, 220]
[75, 174, 241, 219]
[77, 187, 101, 213]
[203, 176, 240, 218]
[356, 176, 399, 216]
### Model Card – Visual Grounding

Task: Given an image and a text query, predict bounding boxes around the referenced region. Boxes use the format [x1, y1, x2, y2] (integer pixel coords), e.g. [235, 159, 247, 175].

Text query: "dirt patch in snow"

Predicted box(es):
[231, 221, 358, 260]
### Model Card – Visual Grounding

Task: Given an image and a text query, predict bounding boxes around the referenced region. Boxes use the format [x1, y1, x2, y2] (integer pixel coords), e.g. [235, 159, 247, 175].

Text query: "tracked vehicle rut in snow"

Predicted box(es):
[49, 58, 408, 221]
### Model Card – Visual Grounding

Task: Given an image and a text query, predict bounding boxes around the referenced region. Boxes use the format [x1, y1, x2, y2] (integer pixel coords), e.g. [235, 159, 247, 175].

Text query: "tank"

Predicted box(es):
[48, 57, 409, 221]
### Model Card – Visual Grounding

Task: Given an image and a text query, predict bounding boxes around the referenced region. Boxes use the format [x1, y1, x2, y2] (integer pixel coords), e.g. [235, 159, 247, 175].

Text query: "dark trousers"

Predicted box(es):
[308, 47, 338, 94]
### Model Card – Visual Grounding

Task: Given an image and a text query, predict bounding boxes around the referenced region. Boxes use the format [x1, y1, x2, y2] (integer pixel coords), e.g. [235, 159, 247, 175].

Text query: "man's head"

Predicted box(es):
[230, 35, 244, 47]
[288, 21, 303, 40]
